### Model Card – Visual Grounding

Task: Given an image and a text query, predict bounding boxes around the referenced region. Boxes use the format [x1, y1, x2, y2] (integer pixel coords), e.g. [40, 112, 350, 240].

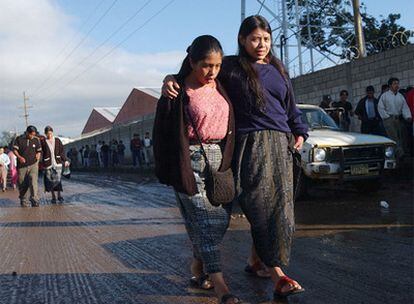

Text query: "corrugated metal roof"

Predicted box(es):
[135, 87, 161, 99]
[94, 107, 121, 122]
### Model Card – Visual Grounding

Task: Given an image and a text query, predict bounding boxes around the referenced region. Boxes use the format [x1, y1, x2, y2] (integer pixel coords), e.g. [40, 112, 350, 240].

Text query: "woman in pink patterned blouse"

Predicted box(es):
[153, 36, 239, 304]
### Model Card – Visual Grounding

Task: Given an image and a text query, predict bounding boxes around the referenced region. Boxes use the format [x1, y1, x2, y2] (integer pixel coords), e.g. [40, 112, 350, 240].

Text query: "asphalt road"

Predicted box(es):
[0, 170, 412, 304]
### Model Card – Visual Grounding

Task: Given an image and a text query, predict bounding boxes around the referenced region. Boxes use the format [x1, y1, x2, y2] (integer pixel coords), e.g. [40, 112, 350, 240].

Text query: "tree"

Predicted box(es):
[287, 0, 409, 59]
[0, 131, 17, 147]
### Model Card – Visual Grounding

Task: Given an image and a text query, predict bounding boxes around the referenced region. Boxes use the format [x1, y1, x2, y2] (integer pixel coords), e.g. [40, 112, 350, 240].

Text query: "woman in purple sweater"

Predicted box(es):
[163, 16, 308, 300]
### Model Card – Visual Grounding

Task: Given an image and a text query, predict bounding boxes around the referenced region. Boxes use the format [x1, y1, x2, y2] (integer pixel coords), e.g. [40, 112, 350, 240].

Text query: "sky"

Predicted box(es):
[1, 0, 412, 138]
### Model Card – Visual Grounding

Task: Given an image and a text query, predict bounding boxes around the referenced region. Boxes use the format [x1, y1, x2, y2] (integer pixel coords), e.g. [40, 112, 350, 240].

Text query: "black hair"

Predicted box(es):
[237, 15, 288, 112]
[340, 90, 349, 96]
[366, 85, 375, 92]
[44, 125, 53, 133]
[177, 35, 224, 79]
[322, 95, 331, 101]
[388, 77, 399, 86]
[26, 125, 37, 134]
[381, 84, 389, 91]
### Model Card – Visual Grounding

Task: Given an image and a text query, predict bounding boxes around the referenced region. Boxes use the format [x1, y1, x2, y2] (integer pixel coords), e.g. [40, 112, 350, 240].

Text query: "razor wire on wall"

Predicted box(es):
[346, 30, 413, 60]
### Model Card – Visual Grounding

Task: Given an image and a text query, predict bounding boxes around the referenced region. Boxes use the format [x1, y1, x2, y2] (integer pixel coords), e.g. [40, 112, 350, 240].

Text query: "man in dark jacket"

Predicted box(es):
[331, 90, 353, 131]
[355, 86, 385, 136]
[13, 126, 42, 207]
[130, 134, 142, 168]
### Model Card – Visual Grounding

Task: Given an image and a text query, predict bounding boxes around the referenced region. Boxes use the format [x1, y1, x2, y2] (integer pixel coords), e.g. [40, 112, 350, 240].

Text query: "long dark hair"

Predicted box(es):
[238, 15, 288, 111]
[177, 35, 224, 80]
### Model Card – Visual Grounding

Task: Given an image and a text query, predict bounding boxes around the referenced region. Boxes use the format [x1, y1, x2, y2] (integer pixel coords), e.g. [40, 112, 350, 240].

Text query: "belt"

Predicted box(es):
[389, 115, 402, 120]
[189, 139, 222, 145]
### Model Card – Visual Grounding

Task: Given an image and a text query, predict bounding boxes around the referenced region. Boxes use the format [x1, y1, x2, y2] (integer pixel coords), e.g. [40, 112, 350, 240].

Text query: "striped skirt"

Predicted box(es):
[175, 144, 232, 274]
[234, 130, 295, 268]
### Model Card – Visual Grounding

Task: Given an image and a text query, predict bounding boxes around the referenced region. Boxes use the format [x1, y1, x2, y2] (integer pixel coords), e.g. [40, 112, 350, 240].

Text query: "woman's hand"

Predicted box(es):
[18, 156, 26, 164]
[294, 136, 304, 150]
[162, 75, 180, 99]
[64, 161, 70, 167]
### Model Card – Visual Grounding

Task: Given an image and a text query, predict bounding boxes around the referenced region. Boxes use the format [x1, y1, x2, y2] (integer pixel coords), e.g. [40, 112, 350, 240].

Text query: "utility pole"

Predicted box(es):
[294, 0, 303, 75]
[305, 0, 315, 72]
[20, 91, 32, 128]
[241, 0, 246, 23]
[281, 0, 289, 70]
[352, 0, 367, 58]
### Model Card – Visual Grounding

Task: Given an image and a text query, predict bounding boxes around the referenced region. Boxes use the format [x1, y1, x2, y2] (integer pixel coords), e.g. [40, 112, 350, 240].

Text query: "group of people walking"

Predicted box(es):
[0, 125, 69, 206]
[154, 15, 307, 303]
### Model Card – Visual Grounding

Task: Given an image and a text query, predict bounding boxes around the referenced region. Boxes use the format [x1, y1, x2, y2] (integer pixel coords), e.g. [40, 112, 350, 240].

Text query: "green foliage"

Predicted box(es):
[286, 0, 408, 58]
[0, 131, 17, 147]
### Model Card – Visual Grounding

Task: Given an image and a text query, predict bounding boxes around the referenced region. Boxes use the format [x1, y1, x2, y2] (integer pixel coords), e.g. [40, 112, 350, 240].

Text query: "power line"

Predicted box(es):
[29, 0, 106, 95]
[37, 0, 175, 104]
[35, 0, 153, 100]
[30, 0, 119, 98]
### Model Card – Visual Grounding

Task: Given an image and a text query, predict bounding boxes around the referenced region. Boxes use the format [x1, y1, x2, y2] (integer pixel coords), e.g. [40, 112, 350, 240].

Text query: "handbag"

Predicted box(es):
[286, 133, 303, 200]
[62, 163, 71, 179]
[186, 107, 235, 207]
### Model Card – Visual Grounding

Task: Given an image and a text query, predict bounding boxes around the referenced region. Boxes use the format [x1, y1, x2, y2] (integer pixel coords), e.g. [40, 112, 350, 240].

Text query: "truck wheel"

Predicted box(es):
[354, 180, 382, 193]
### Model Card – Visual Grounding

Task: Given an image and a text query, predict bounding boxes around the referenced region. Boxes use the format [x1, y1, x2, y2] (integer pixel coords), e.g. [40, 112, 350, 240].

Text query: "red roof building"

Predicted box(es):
[81, 107, 120, 135]
[113, 88, 160, 125]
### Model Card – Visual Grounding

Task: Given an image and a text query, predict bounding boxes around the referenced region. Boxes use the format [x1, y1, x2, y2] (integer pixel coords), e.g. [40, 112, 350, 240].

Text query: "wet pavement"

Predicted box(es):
[0, 171, 413, 304]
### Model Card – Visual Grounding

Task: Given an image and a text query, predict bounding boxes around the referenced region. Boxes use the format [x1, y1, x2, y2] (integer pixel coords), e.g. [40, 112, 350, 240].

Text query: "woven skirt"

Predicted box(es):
[234, 130, 295, 267]
[175, 144, 232, 274]
[44, 166, 63, 192]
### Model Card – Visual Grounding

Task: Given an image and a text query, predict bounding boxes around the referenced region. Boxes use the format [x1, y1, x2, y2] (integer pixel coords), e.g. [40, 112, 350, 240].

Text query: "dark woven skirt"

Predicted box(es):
[44, 167, 63, 192]
[234, 130, 295, 268]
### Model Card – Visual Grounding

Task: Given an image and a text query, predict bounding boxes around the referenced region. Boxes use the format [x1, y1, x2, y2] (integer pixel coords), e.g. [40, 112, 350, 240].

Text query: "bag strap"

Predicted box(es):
[185, 104, 211, 167]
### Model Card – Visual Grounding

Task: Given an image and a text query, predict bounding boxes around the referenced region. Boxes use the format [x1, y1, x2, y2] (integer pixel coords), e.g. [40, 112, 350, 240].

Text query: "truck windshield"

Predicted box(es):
[300, 108, 340, 130]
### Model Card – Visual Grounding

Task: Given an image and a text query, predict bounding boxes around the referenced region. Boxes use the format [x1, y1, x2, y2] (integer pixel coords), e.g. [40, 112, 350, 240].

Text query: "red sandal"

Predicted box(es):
[274, 276, 305, 299]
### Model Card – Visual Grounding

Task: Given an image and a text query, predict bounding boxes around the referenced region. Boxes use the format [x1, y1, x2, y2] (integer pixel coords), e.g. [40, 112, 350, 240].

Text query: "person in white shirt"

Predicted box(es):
[0, 147, 11, 192]
[378, 77, 412, 158]
[142, 132, 153, 167]
[97, 141, 103, 167]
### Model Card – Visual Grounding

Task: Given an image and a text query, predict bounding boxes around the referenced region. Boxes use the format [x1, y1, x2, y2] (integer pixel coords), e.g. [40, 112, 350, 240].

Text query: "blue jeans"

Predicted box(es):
[132, 150, 141, 167]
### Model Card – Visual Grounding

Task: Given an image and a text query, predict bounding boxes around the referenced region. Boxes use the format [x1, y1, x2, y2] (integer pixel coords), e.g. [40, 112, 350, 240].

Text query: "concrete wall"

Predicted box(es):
[292, 44, 414, 131]
[65, 113, 155, 165]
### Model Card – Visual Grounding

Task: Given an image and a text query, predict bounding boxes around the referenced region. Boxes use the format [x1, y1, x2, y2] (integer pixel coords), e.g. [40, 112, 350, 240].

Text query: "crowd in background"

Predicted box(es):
[319, 77, 414, 159]
[66, 132, 153, 169]
[0, 125, 70, 206]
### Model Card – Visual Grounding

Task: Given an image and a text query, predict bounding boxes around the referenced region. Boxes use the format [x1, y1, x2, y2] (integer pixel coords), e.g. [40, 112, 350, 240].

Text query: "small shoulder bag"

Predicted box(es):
[186, 107, 235, 206]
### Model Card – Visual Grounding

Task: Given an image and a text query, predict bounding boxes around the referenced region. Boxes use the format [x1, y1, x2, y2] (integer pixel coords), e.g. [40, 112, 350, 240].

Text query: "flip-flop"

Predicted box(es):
[220, 294, 242, 304]
[274, 276, 305, 299]
[244, 261, 271, 278]
[189, 274, 214, 290]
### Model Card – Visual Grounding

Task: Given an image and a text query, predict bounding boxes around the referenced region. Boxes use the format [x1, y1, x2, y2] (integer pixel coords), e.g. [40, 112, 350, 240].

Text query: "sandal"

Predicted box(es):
[189, 274, 214, 290]
[244, 261, 271, 278]
[274, 276, 305, 299]
[220, 294, 242, 304]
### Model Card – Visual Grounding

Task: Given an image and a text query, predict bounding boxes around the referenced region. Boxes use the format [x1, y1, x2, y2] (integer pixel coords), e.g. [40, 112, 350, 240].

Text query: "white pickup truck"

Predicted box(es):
[297, 104, 396, 196]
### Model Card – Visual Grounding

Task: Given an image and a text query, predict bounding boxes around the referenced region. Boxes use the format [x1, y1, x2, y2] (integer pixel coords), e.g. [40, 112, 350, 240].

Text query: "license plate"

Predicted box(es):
[350, 164, 370, 175]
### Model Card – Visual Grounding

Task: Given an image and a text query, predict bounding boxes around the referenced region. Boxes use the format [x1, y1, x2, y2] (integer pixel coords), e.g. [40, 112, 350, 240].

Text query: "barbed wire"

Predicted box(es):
[345, 30, 413, 60]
